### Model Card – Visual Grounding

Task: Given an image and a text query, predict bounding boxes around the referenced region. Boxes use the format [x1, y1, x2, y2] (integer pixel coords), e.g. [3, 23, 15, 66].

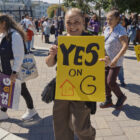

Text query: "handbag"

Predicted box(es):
[18, 54, 38, 81]
[41, 77, 56, 103]
[0, 73, 21, 110]
[6, 32, 38, 82]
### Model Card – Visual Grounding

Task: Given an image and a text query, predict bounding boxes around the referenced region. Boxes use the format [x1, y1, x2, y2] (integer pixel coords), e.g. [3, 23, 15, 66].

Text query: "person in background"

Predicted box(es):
[42, 17, 48, 43]
[136, 14, 140, 44]
[53, 16, 58, 39]
[20, 15, 25, 29]
[58, 16, 64, 35]
[88, 13, 100, 35]
[84, 14, 90, 31]
[100, 10, 128, 109]
[138, 14, 140, 26]
[40, 17, 45, 42]
[35, 18, 39, 32]
[46, 8, 96, 140]
[44, 19, 51, 43]
[121, 15, 129, 30]
[0, 14, 37, 121]
[22, 14, 34, 53]
[29, 17, 36, 50]
[127, 13, 138, 45]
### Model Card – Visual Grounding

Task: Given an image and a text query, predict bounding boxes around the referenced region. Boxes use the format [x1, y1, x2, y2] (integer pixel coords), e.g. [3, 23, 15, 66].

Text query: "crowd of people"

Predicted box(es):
[0, 7, 140, 140]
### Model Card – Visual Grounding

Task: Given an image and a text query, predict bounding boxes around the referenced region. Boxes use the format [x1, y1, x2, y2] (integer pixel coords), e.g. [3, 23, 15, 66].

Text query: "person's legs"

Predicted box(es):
[21, 83, 34, 109]
[100, 67, 113, 108]
[21, 83, 37, 120]
[107, 67, 127, 109]
[118, 66, 126, 87]
[100, 67, 126, 109]
[107, 67, 124, 98]
[53, 100, 74, 140]
[71, 101, 96, 140]
[30, 36, 34, 49]
[26, 41, 31, 53]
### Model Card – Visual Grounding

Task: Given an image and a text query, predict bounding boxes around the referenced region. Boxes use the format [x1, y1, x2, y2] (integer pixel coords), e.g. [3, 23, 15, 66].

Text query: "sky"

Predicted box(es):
[42, 0, 63, 4]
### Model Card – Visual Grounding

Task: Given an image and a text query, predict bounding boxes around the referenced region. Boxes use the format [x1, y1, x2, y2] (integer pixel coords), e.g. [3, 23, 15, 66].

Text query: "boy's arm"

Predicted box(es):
[46, 45, 58, 67]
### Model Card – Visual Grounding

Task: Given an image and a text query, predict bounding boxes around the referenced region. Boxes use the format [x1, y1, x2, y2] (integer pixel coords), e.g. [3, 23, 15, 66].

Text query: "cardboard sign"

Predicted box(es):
[134, 45, 140, 61]
[55, 36, 105, 102]
[0, 73, 21, 109]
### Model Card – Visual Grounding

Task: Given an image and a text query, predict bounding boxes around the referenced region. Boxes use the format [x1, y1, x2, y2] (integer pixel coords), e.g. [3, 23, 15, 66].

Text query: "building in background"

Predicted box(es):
[0, 0, 49, 20]
[31, 0, 49, 19]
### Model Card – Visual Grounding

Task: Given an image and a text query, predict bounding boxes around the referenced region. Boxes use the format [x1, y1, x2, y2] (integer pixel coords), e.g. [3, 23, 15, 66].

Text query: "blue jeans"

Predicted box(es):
[30, 36, 34, 49]
[118, 66, 124, 84]
[26, 41, 31, 52]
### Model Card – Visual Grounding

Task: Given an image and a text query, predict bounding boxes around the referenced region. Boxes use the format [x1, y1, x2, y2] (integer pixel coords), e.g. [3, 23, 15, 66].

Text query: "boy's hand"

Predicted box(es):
[99, 56, 110, 66]
[49, 45, 58, 56]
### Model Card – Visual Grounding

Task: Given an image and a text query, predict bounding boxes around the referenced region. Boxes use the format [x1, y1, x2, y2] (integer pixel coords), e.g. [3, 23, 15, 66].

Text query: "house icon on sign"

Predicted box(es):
[60, 80, 75, 96]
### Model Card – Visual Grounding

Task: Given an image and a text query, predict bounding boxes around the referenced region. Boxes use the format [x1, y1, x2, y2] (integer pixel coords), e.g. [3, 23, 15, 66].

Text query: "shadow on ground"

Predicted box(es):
[124, 56, 137, 60]
[5, 115, 54, 140]
[112, 104, 140, 121]
[128, 45, 134, 51]
[124, 83, 140, 96]
[5, 114, 78, 140]
[32, 49, 49, 57]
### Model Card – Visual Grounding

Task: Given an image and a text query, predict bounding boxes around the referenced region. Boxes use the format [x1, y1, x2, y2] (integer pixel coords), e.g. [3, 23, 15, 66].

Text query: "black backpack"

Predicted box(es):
[41, 78, 56, 103]
[50, 25, 55, 34]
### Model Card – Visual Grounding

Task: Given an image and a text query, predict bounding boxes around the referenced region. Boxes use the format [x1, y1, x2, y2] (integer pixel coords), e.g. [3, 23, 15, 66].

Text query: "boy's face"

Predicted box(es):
[65, 13, 84, 36]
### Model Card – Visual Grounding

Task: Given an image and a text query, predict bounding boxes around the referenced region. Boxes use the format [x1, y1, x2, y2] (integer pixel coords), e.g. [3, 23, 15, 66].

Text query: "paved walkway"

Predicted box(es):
[0, 35, 140, 140]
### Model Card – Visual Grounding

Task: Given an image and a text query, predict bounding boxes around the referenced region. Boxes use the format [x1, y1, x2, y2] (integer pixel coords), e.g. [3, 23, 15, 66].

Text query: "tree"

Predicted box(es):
[47, 4, 67, 18]
[93, 0, 140, 13]
[63, 0, 140, 15]
[63, 0, 96, 14]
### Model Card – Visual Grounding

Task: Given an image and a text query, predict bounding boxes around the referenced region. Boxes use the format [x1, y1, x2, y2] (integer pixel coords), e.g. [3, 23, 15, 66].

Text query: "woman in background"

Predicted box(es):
[100, 10, 128, 109]
[0, 14, 37, 121]
[88, 13, 100, 35]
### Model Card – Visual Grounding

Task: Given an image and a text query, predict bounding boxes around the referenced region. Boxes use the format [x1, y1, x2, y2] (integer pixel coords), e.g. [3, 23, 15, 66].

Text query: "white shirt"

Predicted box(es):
[0, 29, 24, 72]
[42, 21, 48, 31]
[23, 18, 32, 29]
[104, 24, 127, 67]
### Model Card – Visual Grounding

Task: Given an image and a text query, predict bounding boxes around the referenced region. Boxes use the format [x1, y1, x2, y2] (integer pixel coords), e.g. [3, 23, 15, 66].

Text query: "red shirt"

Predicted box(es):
[26, 29, 33, 41]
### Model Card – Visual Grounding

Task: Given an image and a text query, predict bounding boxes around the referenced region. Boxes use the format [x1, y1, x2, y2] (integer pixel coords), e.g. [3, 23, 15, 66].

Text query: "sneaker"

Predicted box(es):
[21, 108, 37, 120]
[100, 100, 114, 108]
[0, 110, 9, 121]
[115, 95, 127, 109]
[120, 82, 126, 87]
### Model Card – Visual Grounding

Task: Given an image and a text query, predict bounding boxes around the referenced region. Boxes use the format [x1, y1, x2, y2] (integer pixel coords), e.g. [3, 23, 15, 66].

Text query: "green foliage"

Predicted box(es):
[63, 0, 94, 14]
[93, 0, 140, 13]
[47, 4, 67, 18]
[63, 0, 140, 14]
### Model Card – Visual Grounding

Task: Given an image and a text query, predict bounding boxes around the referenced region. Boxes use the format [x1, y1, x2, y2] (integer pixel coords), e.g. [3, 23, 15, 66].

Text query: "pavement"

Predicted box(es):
[0, 34, 140, 140]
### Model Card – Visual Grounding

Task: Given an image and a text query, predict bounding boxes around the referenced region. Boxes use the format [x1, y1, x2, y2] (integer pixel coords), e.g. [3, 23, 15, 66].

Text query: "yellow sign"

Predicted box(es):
[55, 36, 105, 102]
[134, 45, 140, 61]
